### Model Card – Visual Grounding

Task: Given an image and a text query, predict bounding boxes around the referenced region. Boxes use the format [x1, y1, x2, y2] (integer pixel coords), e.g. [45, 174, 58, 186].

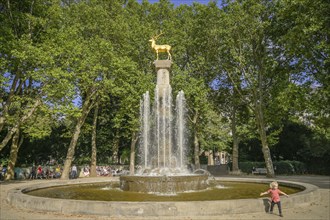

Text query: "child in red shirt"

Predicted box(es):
[260, 181, 289, 217]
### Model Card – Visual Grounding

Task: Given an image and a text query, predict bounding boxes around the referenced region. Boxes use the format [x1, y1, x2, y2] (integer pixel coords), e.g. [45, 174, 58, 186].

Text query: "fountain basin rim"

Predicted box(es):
[7, 177, 319, 218]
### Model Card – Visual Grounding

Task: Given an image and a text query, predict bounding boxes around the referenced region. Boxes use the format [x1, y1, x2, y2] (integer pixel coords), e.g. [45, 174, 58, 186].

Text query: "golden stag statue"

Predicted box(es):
[149, 32, 172, 60]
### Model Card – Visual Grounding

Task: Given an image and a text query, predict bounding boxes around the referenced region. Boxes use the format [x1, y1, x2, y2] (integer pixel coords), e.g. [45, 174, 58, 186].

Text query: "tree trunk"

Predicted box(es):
[90, 102, 99, 177]
[255, 100, 275, 177]
[232, 137, 240, 171]
[192, 111, 201, 169]
[130, 131, 138, 175]
[61, 116, 85, 179]
[0, 99, 41, 151]
[194, 131, 200, 170]
[0, 126, 19, 152]
[0, 74, 19, 132]
[112, 137, 120, 164]
[192, 111, 200, 170]
[61, 90, 96, 180]
[5, 128, 23, 180]
[231, 106, 240, 172]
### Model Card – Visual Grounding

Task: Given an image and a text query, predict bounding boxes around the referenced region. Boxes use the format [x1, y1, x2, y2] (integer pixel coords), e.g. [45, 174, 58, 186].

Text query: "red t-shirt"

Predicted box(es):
[267, 188, 281, 202]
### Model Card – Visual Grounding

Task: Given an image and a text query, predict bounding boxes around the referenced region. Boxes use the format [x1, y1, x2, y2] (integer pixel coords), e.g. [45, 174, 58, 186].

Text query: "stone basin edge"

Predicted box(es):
[6, 177, 320, 218]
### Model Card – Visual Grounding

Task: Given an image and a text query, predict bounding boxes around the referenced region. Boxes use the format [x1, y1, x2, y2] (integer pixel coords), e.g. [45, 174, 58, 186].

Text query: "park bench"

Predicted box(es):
[252, 168, 267, 175]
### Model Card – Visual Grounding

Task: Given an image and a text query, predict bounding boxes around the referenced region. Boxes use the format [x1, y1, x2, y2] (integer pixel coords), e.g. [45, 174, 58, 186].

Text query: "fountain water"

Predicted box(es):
[139, 73, 186, 173]
[120, 60, 208, 193]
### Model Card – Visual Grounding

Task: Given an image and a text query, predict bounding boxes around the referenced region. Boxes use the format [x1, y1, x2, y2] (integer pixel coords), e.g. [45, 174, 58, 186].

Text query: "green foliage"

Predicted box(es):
[274, 121, 330, 165]
[0, 158, 9, 166]
[200, 109, 231, 151]
[1, 0, 328, 175]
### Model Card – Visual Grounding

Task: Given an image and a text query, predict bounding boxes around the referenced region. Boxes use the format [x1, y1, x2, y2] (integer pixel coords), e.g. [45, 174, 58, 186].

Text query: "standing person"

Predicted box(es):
[71, 164, 77, 179]
[29, 164, 36, 180]
[260, 181, 289, 217]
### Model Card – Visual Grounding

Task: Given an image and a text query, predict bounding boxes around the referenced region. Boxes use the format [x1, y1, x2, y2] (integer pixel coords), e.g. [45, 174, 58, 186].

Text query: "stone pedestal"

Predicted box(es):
[154, 60, 172, 91]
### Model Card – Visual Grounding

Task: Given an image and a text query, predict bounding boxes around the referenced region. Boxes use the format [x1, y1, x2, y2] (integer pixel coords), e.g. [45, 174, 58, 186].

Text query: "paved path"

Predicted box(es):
[0, 175, 329, 220]
[232, 174, 330, 189]
[277, 175, 330, 189]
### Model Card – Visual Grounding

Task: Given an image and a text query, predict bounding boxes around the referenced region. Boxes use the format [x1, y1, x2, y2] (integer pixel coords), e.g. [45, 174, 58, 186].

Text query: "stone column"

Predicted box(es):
[153, 60, 172, 168]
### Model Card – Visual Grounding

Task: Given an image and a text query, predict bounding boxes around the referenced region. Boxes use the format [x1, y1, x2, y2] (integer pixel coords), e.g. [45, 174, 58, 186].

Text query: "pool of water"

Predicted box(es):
[25, 181, 302, 202]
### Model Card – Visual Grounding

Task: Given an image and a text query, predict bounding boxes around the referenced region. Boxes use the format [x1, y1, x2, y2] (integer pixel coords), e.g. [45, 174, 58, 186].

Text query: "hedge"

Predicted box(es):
[228, 160, 307, 175]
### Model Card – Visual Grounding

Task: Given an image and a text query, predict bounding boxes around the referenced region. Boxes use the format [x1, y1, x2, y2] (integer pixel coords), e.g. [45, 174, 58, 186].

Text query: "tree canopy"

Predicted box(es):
[1, 0, 329, 177]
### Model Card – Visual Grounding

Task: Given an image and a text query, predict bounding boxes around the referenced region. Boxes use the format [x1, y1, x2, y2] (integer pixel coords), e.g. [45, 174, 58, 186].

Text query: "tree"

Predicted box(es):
[212, 79, 251, 172]
[55, 1, 116, 179]
[216, 0, 293, 177]
[1, 0, 327, 177]
[273, 0, 330, 142]
[0, 0, 75, 180]
[172, 70, 213, 169]
[0, 0, 52, 150]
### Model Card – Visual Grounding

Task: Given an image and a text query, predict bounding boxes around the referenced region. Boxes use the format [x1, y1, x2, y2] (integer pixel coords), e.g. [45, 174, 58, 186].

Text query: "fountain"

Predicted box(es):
[120, 60, 208, 194]
[7, 36, 315, 219]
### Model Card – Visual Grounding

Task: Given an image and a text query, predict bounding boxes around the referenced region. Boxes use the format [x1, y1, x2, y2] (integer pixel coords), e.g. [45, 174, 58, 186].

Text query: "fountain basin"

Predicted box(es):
[6, 177, 320, 218]
[120, 174, 208, 194]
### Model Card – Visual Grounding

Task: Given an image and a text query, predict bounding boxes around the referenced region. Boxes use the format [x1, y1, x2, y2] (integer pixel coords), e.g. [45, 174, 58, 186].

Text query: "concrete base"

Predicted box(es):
[6, 177, 320, 218]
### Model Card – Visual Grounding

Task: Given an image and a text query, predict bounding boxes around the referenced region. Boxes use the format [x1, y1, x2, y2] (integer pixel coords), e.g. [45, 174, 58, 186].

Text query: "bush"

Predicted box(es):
[306, 159, 330, 175]
[289, 160, 307, 174]
[273, 160, 306, 174]
[232, 160, 306, 175]
[229, 161, 265, 173]
[273, 161, 294, 174]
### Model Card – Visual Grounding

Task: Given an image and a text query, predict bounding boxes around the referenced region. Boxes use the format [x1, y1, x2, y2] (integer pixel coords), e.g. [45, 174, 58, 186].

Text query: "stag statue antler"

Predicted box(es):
[149, 32, 172, 60]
